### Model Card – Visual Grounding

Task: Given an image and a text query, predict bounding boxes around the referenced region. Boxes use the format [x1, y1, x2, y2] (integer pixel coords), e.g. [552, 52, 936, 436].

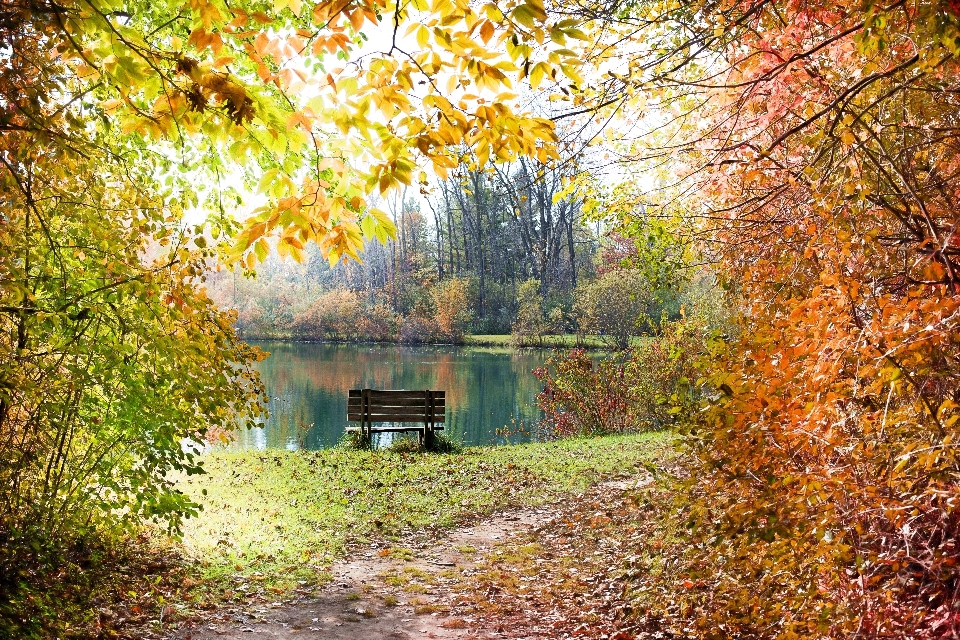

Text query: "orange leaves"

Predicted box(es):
[311, 32, 352, 55]
[187, 28, 225, 54]
[190, 0, 225, 30]
[479, 19, 495, 44]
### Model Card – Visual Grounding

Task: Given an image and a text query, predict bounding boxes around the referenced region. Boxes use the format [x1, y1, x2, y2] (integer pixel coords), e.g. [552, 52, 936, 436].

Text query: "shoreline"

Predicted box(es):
[237, 333, 628, 350]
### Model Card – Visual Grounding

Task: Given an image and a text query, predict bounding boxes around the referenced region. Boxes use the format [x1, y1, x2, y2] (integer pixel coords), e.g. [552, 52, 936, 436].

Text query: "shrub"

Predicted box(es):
[0, 156, 267, 636]
[512, 279, 550, 347]
[534, 320, 705, 438]
[624, 320, 704, 430]
[292, 290, 398, 341]
[356, 301, 399, 341]
[292, 288, 364, 340]
[534, 350, 638, 438]
[573, 268, 655, 350]
[432, 278, 473, 343]
[398, 315, 438, 344]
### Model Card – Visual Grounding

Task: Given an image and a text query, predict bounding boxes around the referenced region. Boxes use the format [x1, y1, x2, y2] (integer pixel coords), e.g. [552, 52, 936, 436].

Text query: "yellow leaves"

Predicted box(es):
[511, 0, 546, 28]
[481, 3, 503, 21]
[254, 238, 270, 263]
[528, 61, 549, 89]
[558, 63, 582, 85]
[468, 60, 511, 91]
[431, 0, 453, 15]
[102, 54, 119, 73]
[510, 5, 536, 29]
[232, 164, 396, 268]
[152, 0, 571, 267]
[416, 24, 431, 49]
[320, 221, 364, 265]
[505, 38, 533, 62]
[360, 207, 396, 244]
[332, 75, 358, 97]
[548, 19, 587, 44]
[372, 156, 417, 193]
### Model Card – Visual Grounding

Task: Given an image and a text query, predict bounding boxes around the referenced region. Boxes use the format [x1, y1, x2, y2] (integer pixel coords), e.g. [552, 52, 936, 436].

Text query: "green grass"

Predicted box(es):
[176, 432, 673, 597]
[464, 334, 648, 349]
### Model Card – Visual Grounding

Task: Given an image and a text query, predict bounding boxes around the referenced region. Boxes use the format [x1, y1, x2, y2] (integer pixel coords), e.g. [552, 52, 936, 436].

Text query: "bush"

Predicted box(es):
[573, 268, 655, 350]
[292, 288, 364, 340]
[356, 301, 399, 341]
[432, 278, 473, 343]
[512, 279, 550, 347]
[534, 320, 705, 438]
[398, 315, 438, 344]
[292, 290, 399, 341]
[624, 320, 704, 429]
[0, 155, 266, 636]
[534, 350, 637, 437]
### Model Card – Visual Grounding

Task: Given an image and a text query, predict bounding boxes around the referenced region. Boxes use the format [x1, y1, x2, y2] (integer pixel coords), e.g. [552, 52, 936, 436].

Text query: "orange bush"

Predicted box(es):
[613, 2, 960, 636]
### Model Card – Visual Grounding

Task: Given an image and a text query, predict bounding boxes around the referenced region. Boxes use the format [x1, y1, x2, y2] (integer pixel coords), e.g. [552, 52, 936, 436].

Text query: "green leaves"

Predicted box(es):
[0, 132, 269, 546]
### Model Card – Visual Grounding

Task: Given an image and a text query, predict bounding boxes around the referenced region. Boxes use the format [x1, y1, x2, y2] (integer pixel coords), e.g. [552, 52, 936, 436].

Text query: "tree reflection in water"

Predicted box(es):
[231, 342, 550, 450]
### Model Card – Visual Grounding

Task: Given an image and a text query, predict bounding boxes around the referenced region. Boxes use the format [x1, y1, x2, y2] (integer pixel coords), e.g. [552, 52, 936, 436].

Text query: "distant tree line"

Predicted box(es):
[208, 160, 687, 344]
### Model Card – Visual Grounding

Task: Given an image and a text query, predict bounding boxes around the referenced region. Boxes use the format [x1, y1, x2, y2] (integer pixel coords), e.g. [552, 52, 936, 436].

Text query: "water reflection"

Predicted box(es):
[232, 342, 550, 450]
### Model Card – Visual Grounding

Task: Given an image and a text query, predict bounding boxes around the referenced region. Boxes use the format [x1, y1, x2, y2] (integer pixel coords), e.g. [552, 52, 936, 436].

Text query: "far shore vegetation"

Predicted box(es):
[244, 332, 646, 350]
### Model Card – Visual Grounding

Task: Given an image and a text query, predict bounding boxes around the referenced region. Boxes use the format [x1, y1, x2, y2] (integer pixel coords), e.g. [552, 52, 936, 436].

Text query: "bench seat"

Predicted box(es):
[347, 389, 445, 444]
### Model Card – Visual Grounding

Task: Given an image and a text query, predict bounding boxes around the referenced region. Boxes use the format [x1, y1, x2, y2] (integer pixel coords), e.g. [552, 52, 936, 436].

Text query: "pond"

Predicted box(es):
[232, 341, 552, 450]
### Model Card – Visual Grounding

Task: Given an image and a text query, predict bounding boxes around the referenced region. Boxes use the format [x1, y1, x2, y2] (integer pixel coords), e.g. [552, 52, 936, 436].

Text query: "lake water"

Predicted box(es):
[233, 342, 551, 450]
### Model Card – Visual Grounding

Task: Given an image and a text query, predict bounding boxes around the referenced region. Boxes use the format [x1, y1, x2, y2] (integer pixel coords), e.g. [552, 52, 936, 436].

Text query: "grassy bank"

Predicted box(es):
[177, 432, 673, 598]
[243, 333, 637, 349]
[464, 334, 649, 349]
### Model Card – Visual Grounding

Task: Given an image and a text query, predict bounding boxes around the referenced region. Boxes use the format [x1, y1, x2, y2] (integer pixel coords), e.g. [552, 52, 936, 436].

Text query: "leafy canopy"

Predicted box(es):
[0, 0, 582, 567]
[5, 0, 584, 266]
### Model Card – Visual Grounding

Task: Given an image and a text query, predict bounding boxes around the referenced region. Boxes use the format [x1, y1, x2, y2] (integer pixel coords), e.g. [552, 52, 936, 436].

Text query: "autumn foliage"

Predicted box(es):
[589, 1, 960, 636]
[534, 320, 702, 439]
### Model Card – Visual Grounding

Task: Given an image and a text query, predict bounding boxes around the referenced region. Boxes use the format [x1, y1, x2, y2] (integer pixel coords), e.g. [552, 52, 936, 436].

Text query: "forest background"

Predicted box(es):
[217, 186, 690, 347]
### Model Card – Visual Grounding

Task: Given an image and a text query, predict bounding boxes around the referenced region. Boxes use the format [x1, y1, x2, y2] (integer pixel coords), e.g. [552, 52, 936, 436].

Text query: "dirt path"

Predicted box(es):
[170, 476, 652, 640]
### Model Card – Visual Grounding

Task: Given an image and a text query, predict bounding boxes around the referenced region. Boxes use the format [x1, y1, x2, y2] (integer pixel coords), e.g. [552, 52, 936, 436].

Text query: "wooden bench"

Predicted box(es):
[346, 389, 445, 445]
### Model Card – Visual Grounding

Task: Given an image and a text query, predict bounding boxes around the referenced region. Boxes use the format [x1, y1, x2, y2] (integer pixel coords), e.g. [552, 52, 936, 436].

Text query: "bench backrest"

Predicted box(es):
[347, 389, 446, 424]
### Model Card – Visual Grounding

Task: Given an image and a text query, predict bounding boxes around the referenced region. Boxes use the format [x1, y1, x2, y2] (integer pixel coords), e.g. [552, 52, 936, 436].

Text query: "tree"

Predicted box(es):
[1, 0, 585, 630]
[432, 278, 472, 342]
[0, 149, 267, 543]
[555, 0, 960, 634]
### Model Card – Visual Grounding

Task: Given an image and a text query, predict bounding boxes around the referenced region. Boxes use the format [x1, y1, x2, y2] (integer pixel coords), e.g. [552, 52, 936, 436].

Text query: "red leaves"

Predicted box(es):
[534, 322, 704, 439]
[673, 0, 960, 632]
